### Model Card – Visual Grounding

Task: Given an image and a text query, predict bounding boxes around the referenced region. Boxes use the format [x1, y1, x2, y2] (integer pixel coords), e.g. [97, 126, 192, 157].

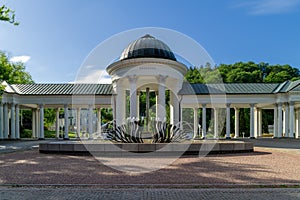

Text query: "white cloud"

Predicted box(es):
[234, 0, 300, 15]
[10, 55, 31, 63]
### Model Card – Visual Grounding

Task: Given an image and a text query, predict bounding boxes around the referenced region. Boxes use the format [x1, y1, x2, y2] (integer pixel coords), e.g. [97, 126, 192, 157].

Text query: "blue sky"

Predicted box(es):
[1, 0, 300, 83]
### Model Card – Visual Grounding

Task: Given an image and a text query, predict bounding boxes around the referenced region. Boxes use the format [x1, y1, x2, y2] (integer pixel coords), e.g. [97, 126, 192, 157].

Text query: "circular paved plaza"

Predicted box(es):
[0, 139, 300, 199]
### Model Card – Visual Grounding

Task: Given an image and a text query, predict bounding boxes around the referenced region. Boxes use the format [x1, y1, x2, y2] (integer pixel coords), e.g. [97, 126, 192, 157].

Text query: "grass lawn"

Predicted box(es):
[21, 129, 77, 139]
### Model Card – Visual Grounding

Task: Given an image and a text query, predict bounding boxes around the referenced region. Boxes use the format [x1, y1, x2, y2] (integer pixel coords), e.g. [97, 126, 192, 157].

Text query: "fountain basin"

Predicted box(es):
[39, 140, 253, 156]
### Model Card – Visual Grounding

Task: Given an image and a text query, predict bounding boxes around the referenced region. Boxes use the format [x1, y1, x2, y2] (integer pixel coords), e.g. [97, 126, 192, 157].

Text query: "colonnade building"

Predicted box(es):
[1, 34, 300, 140]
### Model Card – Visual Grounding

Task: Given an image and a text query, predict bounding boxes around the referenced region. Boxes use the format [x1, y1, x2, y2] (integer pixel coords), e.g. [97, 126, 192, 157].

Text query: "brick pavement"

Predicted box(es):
[0, 187, 300, 200]
[1, 139, 300, 199]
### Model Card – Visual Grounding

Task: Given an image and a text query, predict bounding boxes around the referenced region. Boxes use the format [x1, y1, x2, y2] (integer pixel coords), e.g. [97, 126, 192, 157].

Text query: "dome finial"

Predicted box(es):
[142, 34, 154, 39]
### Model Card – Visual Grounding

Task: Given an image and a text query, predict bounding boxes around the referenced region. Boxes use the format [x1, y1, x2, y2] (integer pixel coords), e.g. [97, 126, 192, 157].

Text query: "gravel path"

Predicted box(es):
[0, 146, 300, 186]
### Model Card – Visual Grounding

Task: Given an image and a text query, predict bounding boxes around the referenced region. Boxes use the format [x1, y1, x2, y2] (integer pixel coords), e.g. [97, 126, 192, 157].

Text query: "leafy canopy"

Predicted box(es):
[185, 61, 300, 84]
[0, 5, 19, 25]
[0, 51, 34, 92]
[0, 51, 34, 84]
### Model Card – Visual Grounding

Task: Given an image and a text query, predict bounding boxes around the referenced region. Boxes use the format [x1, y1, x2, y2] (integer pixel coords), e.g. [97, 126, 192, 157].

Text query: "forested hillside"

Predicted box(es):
[185, 61, 300, 84]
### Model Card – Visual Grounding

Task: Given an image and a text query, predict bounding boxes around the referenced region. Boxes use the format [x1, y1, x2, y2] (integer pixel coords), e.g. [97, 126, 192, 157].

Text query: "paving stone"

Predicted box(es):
[138, 144, 155, 152]
[59, 144, 74, 152]
[0, 187, 300, 200]
[121, 143, 139, 151]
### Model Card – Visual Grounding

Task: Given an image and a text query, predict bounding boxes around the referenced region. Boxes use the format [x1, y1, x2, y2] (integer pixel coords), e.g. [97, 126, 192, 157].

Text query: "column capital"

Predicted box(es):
[289, 101, 295, 106]
[278, 102, 283, 107]
[234, 107, 240, 111]
[226, 103, 231, 107]
[156, 75, 168, 83]
[250, 103, 255, 107]
[128, 75, 137, 83]
[202, 103, 206, 108]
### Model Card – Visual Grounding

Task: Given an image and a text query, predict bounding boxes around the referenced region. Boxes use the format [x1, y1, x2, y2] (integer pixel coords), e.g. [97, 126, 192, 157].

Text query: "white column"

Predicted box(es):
[76, 108, 81, 138]
[10, 104, 16, 139]
[278, 103, 283, 138]
[146, 88, 150, 127]
[273, 105, 278, 138]
[55, 108, 60, 138]
[296, 109, 300, 139]
[180, 101, 183, 129]
[258, 108, 262, 137]
[170, 92, 179, 125]
[129, 76, 137, 119]
[226, 103, 231, 139]
[250, 104, 255, 138]
[193, 107, 198, 138]
[289, 102, 295, 138]
[36, 109, 40, 138]
[156, 75, 166, 121]
[15, 104, 20, 139]
[88, 104, 93, 139]
[32, 109, 36, 138]
[284, 103, 289, 137]
[254, 107, 258, 138]
[214, 107, 219, 139]
[202, 104, 207, 139]
[136, 93, 140, 119]
[0, 103, 3, 139]
[116, 86, 126, 126]
[97, 107, 101, 134]
[39, 104, 44, 139]
[64, 104, 69, 140]
[111, 95, 116, 126]
[234, 108, 239, 138]
[3, 103, 9, 139]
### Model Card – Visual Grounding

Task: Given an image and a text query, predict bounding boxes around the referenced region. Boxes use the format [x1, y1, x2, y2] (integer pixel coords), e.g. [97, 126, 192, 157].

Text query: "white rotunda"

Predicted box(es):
[106, 34, 187, 126]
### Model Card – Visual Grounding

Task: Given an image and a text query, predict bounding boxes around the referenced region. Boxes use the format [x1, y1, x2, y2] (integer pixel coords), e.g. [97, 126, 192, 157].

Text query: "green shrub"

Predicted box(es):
[20, 129, 32, 138]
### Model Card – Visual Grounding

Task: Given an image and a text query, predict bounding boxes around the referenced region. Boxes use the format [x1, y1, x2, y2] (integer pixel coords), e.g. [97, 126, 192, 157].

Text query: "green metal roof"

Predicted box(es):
[8, 84, 112, 95]
[4, 81, 300, 96]
[179, 83, 280, 95]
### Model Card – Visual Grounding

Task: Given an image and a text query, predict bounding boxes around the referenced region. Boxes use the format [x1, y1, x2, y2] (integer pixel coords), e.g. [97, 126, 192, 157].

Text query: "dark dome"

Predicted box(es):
[120, 34, 177, 61]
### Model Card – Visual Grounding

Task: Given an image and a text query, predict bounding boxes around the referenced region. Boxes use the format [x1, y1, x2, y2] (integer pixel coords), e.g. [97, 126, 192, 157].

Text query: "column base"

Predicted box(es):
[225, 137, 231, 140]
[201, 136, 207, 140]
[249, 137, 256, 139]
[63, 138, 70, 140]
[38, 138, 45, 140]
